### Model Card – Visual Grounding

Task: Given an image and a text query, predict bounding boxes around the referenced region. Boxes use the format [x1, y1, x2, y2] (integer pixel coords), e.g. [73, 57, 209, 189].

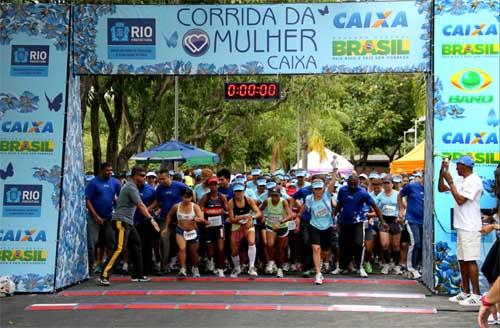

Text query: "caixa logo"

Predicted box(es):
[11, 45, 49, 66]
[0, 229, 46, 242]
[442, 132, 498, 145]
[108, 18, 156, 45]
[442, 24, 498, 36]
[333, 11, 408, 29]
[1, 121, 54, 133]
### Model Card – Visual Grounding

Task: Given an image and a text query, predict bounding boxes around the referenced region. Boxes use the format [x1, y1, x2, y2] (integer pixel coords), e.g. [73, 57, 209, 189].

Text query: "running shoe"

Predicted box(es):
[265, 262, 274, 274]
[178, 267, 187, 277]
[364, 262, 373, 274]
[283, 262, 290, 272]
[392, 265, 403, 275]
[207, 259, 215, 273]
[290, 264, 297, 272]
[381, 263, 391, 275]
[131, 276, 151, 282]
[216, 269, 225, 278]
[359, 267, 368, 278]
[458, 294, 481, 306]
[241, 264, 249, 274]
[97, 277, 110, 286]
[248, 267, 258, 277]
[302, 269, 313, 278]
[315, 273, 324, 285]
[348, 262, 356, 273]
[487, 313, 500, 325]
[322, 262, 331, 273]
[230, 266, 241, 278]
[93, 264, 102, 275]
[331, 267, 342, 275]
[192, 267, 200, 278]
[407, 269, 421, 280]
[276, 268, 284, 278]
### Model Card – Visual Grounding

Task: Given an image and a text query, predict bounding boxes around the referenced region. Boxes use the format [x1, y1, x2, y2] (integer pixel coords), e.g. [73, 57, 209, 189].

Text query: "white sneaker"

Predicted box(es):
[215, 269, 225, 278]
[381, 264, 391, 275]
[178, 267, 187, 277]
[276, 268, 284, 278]
[315, 273, 324, 285]
[487, 313, 500, 325]
[458, 294, 481, 306]
[248, 267, 258, 277]
[359, 267, 368, 278]
[207, 259, 215, 273]
[448, 291, 469, 303]
[290, 264, 297, 272]
[322, 262, 331, 273]
[408, 269, 421, 280]
[392, 265, 403, 275]
[272, 263, 278, 274]
[265, 262, 274, 274]
[283, 262, 290, 272]
[230, 266, 241, 278]
[331, 267, 342, 275]
[348, 262, 356, 273]
[192, 267, 200, 278]
[241, 264, 249, 274]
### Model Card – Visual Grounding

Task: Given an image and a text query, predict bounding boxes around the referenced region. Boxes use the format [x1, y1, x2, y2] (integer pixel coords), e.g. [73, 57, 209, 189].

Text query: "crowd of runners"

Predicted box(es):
[86, 161, 425, 286]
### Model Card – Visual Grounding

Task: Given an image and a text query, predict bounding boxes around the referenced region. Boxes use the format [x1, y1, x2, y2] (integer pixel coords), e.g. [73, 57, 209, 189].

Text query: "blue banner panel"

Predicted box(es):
[433, 0, 499, 295]
[72, 2, 430, 75]
[0, 4, 70, 292]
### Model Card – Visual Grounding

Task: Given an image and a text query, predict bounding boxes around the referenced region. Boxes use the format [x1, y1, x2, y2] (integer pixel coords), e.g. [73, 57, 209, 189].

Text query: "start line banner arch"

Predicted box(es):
[0, 1, 498, 293]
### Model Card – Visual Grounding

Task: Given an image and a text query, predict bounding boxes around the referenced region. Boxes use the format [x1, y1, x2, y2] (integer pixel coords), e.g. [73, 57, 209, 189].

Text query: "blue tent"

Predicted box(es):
[131, 140, 219, 165]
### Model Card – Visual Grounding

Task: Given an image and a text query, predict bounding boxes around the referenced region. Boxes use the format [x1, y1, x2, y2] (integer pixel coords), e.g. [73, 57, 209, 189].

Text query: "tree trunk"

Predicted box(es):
[102, 79, 124, 168]
[79, 76, 93, 128]
[89, 79, 102, 175]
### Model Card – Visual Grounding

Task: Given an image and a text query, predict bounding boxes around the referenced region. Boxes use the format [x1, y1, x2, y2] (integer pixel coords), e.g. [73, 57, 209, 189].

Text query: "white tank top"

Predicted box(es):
[177, 203, 196, 221]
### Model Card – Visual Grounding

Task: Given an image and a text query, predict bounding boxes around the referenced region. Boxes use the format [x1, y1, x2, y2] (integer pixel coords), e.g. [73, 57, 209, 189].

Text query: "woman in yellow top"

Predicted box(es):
[260, 187, 292, 278]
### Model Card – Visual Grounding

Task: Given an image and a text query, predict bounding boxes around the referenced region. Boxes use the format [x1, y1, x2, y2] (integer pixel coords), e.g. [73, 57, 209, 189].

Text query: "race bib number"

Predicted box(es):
[288, 220, 296, 231]
[382, 205, 397, 216]
[267, 215, 282, 226]
[208, 215, 222, 227]
[314, 207, 329, 218]
[236, 215, 248, 225]
[183, 230, 197, 241]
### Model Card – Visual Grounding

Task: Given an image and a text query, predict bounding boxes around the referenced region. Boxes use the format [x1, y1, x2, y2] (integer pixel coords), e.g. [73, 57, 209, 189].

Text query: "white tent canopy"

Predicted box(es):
[293, 148, 354, 175]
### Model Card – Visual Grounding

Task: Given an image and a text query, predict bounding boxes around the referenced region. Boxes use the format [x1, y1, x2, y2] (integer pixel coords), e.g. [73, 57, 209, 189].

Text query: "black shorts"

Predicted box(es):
[309, 225, 332, 251]
[265, 226, 289, 238]
[201, 225, 225, 243]
[380, 216, 402, 235]
[400, 224, 411, 243]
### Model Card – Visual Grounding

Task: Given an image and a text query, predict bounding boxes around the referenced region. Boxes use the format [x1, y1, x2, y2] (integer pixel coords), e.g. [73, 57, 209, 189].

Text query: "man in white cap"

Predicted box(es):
[439, 155, 483, 306]
[145, 171, 158, 188]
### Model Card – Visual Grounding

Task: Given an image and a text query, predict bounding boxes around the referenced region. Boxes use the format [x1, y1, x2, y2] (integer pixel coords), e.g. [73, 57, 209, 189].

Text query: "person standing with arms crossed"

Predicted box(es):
[439, 155, 483, 306]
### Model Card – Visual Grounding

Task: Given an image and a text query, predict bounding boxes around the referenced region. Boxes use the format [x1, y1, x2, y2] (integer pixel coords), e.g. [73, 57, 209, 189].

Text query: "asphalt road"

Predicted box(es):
[1, 274, 479, 328]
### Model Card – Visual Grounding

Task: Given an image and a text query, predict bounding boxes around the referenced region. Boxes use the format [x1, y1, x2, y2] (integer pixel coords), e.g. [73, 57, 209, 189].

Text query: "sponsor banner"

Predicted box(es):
[433, 1, 499, 295]
[72, 2, 430, 75]
[0, 4, 70, 292]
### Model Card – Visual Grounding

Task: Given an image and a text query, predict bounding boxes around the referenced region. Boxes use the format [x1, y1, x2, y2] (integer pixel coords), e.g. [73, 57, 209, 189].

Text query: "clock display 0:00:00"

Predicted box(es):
[224, 82, 280, 100]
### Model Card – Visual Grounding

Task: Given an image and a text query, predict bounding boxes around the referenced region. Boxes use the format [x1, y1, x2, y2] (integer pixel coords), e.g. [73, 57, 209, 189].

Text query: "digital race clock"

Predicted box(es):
[224, 82, 281, 101]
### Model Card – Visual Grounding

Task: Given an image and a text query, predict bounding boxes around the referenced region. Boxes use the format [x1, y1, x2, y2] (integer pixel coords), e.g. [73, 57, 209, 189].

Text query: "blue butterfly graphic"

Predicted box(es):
[45, 92, 63, 112]
[318, 5, 329, 16]
[0, 162, 14, 180]
[163, 31, 178, 48]
[487, 108, 499, 127]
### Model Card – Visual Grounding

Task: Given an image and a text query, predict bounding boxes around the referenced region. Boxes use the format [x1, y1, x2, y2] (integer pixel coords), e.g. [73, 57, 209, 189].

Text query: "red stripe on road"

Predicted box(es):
[26, 302, 437, 314]
[59, 289, 425, 299]
[109, 276, 417, 285]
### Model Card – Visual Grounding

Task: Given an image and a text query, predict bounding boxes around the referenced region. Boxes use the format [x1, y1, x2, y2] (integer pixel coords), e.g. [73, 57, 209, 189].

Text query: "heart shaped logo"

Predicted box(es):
[182, 29, 210, 57]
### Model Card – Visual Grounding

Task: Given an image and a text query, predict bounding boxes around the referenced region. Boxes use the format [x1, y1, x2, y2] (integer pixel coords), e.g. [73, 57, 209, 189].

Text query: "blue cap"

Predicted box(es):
[454, 155, 474, 168]
[296, 170, 306, 177]
[274, 174, 284, 181]
[235, 177, 246, 184]
[194, 169, 202, 177]
[266, 181, 277, 189]
[284, 175, 291, 181]
[257, 178, 267, 187]
[273, 169, 285, 176]
[263, 173, 272, 178]
[85, 174, 95, 182]
[251, 168, 262, 176]
[312, 180, 324, 189]
[233, 183, 245, 192]
[369, 172, 380, 179]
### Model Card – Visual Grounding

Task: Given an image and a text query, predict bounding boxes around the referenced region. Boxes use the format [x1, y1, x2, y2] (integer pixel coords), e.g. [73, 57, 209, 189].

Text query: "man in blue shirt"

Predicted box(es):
[334, 175, 382, 277]
[152, 169, 188, 273]
[135, 182, 157, 275]
[217, 168, 234, 200]
[85, 162, 121, 275]
[398, 172, 425, 279]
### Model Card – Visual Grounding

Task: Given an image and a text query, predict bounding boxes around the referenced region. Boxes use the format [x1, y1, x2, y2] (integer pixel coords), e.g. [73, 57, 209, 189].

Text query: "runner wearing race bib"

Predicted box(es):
[163, 189, 206, 277]
[260, 187, 292, 278]
[200, 177, 228, 278]
[376, 176, 402, 275]
[228, 183, 262, 277]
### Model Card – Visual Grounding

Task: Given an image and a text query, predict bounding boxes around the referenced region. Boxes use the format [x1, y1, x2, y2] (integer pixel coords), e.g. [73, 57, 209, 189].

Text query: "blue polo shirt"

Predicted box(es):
[85, 176, 121, 219]
[156, 181, 187, 219]
[134, 183, 156, 225]
[336, 186, 375, 225]
[218, 185, 234, 200]
[399, 182, 424, 225]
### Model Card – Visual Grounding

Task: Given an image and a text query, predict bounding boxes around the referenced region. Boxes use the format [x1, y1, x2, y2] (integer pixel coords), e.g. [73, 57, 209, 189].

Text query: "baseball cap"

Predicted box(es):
[312, 179, 325, 189]
[454, 155, 474, 168]
[257, 178, 267, 187]
[296, 170, 306, 177]
[194, 169, 202, 177]
[269, 187, 280, 196]
[369, 172, 380, 179]
[251, 168, 262, 176]
[168, 170, 175, 176]
[233, 183, 245, 192]
[392, 175, 402, 183]
[146, 171, 157, 178]
[382, 175, 393, 183]
[359, 173, 368, 180]
[266, 181, 277, 190]
[207, 177, 219, 185]
[85, 174, 95, 182]
[413, 171, 423, 178]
